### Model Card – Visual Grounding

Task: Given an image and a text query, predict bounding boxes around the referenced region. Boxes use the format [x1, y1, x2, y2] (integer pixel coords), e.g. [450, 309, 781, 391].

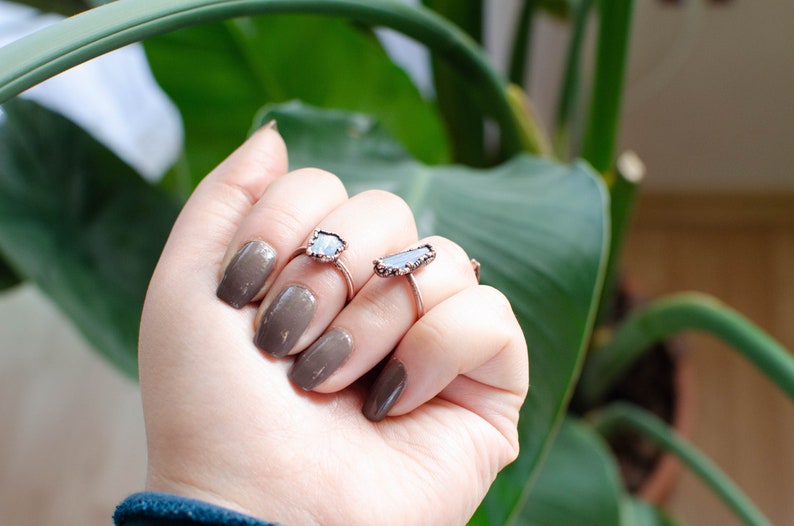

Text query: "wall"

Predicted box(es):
[624, 193, 794, 525]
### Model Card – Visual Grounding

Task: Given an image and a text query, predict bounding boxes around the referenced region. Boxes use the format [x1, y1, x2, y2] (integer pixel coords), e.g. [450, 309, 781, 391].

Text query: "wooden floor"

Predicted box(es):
[623, 193, 794, 526]
[0, 192, 792, 525]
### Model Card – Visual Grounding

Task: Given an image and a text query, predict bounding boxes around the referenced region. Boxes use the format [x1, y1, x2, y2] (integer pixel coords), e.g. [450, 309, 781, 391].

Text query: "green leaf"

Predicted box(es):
[621, 496, 682, 526]
[0, 99, 181, 378]
[9, 0, 91, 17]
[423, 0, 486, 166]
[255, 102, 609, 525]
[0, 254, 22, 292]
[517, 418, 625, 526]
[0, 0, 525, 161]
[144, 14, 449, 185]
[538, 0, 575, 18]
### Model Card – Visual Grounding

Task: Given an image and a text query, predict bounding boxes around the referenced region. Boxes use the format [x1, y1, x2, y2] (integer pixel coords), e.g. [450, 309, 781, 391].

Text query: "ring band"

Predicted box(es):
[471, 259, 481, 282]
[291, 229, 355, 301]
[373, 243, 436, 318]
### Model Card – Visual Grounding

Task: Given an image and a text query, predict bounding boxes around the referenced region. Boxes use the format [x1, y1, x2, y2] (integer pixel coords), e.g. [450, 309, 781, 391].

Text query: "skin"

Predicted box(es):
[139, 124, 529, 526]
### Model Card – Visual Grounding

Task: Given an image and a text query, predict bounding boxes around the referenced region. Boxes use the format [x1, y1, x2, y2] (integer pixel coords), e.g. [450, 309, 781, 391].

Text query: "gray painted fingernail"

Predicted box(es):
[363, 357, 407, 422]
[289, 328, 353, 390]
[217, 241, 276, 308]
[254, 286, 316, 357]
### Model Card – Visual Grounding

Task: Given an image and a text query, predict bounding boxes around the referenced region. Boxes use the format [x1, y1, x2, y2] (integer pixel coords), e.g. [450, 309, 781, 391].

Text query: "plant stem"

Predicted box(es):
[595, 150, 644, 325]
[0, 0, 526, 158]
[505, 84, 553, 157]
[581, 0, 635, 174]
[508, 0, 536, 87]
[579, 292, 794, 407]
[10, 0, 90, 16]
[423, 0, 486, 166]
[553, 0, 595, 159]
[592, 403, 773, 526]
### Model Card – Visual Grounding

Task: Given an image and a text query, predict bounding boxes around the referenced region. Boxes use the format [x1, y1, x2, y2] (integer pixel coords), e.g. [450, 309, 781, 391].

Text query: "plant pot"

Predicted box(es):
[594, 286, 697, 503]
[604, 335, 696, 503]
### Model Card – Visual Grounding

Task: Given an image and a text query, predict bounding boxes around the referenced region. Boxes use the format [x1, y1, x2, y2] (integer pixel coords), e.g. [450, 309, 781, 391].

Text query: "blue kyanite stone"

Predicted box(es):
[374, 244, 436, 277]
[307, 230, 346, 261]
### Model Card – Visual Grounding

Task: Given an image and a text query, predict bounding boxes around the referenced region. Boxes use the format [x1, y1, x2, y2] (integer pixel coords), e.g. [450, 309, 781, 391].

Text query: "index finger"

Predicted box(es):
[160, 121, 288, 266]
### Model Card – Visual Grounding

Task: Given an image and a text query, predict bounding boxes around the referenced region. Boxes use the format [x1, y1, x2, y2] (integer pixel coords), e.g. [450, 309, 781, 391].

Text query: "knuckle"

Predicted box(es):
[356, 189, 414, 220]
[424, 236, 475, 281]
[409, 317, 449, 359]
[479, 285, 514, 318]
[288, 167, 348, 197]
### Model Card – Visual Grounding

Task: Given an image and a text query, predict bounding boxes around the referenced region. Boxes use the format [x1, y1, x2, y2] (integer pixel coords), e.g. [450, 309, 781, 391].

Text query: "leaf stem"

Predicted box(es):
[0, 0, 524, 157]
[595, 150, 644, 325]
[581, 0, 635, 174]
[553, 0, 595, 159]
[591, 403, 773, 526]
[508, 0, 536, 86]
[579, 292, 794, 407]
[505, 84, 553, 157]
[423, 0, 486, 165]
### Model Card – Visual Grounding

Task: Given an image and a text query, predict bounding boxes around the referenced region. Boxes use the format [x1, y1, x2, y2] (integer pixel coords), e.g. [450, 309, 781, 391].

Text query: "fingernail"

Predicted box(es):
[362, 357, 407, 422]
[262, 119, 278, 132]
[217, 241, 277, 308]
[289, 328, 353, 390]
[254, 285, 316, 357]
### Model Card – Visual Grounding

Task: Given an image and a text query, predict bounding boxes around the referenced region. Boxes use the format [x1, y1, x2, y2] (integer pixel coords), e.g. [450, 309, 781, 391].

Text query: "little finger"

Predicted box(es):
[362, 285, 528, 424]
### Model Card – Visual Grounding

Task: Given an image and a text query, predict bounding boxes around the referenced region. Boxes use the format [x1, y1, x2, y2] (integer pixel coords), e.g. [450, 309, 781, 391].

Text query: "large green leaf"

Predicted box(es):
[621, 497, 681, 526]
[11, 0, 90, 16]
[0, 99, 180, 378]
[256, 102, 609, 524]
[144, 14, 449, 187]
[0, 254, 22, 292]
[0, 97, 606, 517]
[518, 418, 624, 526]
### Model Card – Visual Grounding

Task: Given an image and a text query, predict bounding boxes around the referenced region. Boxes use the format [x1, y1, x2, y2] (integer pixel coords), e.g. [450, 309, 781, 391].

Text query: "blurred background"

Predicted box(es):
[1, 0, 792, 524]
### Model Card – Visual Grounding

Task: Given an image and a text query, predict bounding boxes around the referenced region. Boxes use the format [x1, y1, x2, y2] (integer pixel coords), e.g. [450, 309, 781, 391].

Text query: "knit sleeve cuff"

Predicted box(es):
[113, 492, 280, 526]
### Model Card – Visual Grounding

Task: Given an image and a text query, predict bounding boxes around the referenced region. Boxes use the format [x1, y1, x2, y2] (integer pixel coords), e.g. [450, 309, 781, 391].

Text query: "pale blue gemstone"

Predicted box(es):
[375, 244, 435, 277]
[308, 230, 345, 261]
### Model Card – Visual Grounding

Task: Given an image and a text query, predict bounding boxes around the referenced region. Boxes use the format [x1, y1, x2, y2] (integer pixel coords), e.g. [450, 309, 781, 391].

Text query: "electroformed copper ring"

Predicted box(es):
[291, 229, 355, 302]
[373, 244, 437, 318]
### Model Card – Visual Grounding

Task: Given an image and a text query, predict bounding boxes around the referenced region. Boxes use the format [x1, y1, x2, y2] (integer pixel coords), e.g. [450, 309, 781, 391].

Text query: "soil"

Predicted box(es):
[572, 288, 680, 494]
[602, 340, 677, 493]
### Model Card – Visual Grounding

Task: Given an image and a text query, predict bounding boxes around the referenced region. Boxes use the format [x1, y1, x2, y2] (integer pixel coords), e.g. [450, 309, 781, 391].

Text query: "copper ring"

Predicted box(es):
[373, 244, 437, 318]
[471, 258, 481, 283]
[291, 229, 354, 302]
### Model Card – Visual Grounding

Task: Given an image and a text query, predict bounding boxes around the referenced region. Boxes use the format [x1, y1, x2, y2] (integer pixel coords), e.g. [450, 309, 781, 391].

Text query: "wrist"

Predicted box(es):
[145, 468, 321, 526]
[114, 491, 278, 526]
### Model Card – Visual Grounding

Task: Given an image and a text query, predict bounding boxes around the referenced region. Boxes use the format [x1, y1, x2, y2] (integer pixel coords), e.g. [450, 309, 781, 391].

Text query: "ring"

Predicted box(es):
[471, 259, 481, 283]
[373, 243, 437, 318]
[291, 229, 355, 301]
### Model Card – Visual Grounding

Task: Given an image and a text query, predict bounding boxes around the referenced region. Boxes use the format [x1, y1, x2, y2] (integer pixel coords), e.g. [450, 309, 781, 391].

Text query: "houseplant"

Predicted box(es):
[1, 0, 793, 524]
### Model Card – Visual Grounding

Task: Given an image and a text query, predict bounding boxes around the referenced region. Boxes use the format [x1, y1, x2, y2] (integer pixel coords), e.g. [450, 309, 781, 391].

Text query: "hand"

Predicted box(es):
[139, 123, 529, 526]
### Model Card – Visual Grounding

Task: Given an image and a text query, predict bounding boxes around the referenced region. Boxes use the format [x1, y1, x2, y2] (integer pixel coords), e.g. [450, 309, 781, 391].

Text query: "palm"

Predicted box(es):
[141, 295, 509, 526]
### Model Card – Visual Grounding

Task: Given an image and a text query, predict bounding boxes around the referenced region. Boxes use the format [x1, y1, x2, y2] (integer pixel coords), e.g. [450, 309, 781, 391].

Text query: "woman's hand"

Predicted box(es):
[139, 123, 529, 526]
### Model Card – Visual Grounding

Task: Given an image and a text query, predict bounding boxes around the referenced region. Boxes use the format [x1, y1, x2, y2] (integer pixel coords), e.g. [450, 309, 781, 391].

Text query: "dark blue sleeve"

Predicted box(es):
[113, 492, 280, 526]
